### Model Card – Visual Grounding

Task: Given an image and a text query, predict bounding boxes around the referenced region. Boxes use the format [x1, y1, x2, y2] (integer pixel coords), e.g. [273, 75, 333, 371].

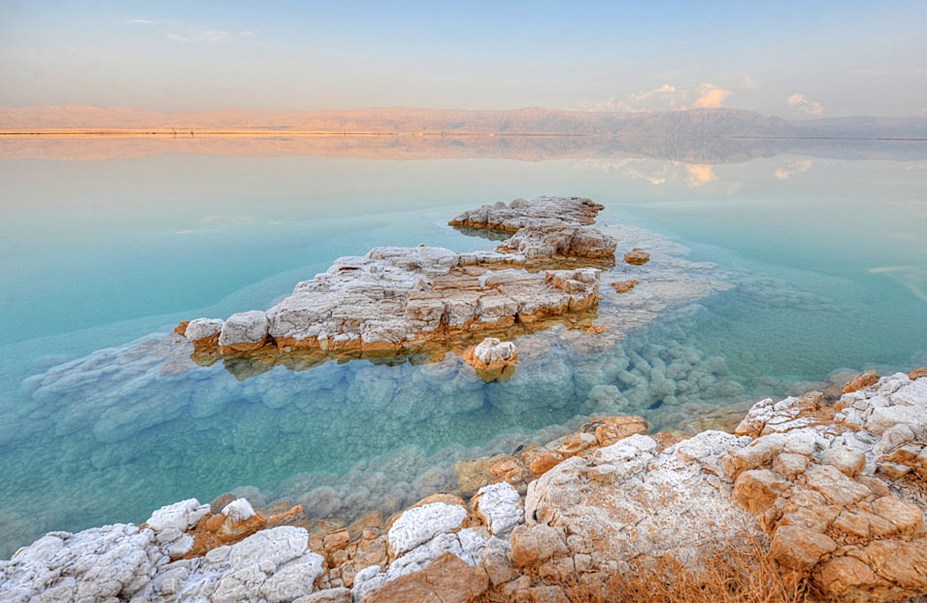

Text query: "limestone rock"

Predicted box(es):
[362, 552, 489, 603]
[454, 454, 532, 497]
[449, 196, 605, 233]
[509, 524, 568, 568]
[145, 498, 211, 533]
[624, 247, 650, 265]
[184, 317, 224, 342]
[843, 369, 879, 394]
[524, 430, 759, 568]
[179, 197, 610, 369]
[769, 525, 837, 571]
[219, 310, 269, 353]
[387, 502, 467, 556]
[472, 482, 524, 537]
[611, 278, 639, 294]
[463, 337, 518, 381]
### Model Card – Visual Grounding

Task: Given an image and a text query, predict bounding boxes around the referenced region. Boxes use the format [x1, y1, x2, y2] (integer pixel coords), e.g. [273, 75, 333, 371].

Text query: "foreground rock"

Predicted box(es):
[4, 369, 926, 601]
[179, 196, 617, 369]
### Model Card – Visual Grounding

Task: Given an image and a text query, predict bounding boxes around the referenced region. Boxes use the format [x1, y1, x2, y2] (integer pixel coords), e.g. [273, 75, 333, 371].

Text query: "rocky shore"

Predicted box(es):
[3, 368, 926, 602]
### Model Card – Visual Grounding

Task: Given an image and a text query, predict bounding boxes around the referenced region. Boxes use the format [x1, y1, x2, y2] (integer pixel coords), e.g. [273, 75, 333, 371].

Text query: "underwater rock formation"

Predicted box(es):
[179, 197, 616, 367]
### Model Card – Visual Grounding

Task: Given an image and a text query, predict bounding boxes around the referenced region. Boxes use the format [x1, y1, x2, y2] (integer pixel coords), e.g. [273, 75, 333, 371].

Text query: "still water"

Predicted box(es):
[1, 140, 926, 556]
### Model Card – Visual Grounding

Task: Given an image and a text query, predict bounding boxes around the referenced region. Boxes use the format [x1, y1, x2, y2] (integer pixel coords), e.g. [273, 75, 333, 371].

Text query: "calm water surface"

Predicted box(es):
[1, 144, 926, 555]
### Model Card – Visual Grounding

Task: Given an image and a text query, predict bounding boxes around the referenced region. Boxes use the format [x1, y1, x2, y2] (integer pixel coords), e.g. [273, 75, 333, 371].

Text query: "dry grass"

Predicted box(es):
[482, 537, 813, 603]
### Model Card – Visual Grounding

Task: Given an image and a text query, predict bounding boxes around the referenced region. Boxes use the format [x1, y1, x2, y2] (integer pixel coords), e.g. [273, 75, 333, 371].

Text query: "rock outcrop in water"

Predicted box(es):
[5, 369, 926, 602]
[178, 196, 616, 369]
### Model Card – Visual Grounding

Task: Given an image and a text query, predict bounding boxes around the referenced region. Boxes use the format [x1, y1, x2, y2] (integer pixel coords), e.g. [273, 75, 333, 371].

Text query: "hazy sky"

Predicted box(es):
[1, 1, 925, 117]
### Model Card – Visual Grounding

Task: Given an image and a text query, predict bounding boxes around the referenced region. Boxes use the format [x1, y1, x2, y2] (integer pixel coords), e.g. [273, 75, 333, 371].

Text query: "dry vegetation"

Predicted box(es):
[482, 538, 813, 603]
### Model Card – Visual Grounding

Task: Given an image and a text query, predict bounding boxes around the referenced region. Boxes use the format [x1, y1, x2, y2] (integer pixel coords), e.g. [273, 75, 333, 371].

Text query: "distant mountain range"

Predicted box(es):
[3, 105, 927, 139]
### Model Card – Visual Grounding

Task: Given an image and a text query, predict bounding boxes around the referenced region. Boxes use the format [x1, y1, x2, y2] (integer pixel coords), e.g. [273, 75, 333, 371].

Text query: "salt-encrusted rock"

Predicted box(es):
[172, 526, 324, 601]
[463, 337, 518, 381]
[362, 551, 489, 603]
[179, 197, 613, 367]
[471, 337, 517, 365]
[611, 278, 639, 294]
[352, 528, 493, 601]
[498, 224, 617, 261]
[222, 497, 257, 522]
[843, 368, 879, 393]
[624, 247, 650, 265]
[449, 196, 605, 232]
[0, 524, 158, 602]
[184, 317, 224, 341]
[294, 587, 352, 603]
[472, 482, 524, 537]
[524, 430, 759, 568]
[145, 498, 211, 533]
[219, 310, 269, 352]
[387, 502, 468, 555]
[183, 500, 304, 558]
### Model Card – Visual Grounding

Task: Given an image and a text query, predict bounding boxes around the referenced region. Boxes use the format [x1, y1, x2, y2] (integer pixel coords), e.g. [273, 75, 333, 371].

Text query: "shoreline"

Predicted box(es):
[2, 367, 926, 602]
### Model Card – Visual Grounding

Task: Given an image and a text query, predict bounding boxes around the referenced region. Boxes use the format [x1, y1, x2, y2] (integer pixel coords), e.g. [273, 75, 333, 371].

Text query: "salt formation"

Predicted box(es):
[180, 196, 616, 365]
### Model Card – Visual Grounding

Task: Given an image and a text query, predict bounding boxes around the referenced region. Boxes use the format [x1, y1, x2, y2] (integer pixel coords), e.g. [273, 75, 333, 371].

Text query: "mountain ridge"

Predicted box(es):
[3, 106, 927, 139]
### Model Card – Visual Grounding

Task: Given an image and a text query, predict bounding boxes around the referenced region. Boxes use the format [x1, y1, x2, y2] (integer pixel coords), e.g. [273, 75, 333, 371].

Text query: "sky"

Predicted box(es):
[1, 1, 926, 117]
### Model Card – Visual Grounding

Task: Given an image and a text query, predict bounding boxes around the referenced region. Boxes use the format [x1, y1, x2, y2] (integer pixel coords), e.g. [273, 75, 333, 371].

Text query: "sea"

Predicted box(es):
[1, 136, 926, 556]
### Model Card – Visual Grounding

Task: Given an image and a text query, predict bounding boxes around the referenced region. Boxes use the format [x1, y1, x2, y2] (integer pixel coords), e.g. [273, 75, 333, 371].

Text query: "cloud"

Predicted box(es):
[787, 93, 824, 116]
[130, 18, 247, 46]
[693, 84, 731, 108]
[582, 82, 732, 112]
[774, 159, 813, 180]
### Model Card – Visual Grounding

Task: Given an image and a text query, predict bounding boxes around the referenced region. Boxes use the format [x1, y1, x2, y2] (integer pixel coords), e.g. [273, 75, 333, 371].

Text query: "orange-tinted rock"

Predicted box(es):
[364, 552, 489, 603]
[454, 454, 531, 497]
[814, 539, 927, 602]
[174, 321, 189, 336]
[624, 248, 650, 265]
[611, 279, 639, 294]
[592, 415, 649, 447]
[510, 524, 569, 568]
[585, 325, 609, 334]
[518, 444, 565, 477]
[769, 525, 837, 571]
[732, 469, 789, 514]
[843, 369, 879, 394]
[547, 432, 597, 458]
[909, 367, 927, 381]
[462, 338, 518, 382]
[182, 502, 303, 559]
[650, 429, 691, 449]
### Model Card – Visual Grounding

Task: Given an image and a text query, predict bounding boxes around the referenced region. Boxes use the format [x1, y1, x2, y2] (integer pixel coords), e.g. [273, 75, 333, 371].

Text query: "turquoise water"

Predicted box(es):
[1, 146, 926, 556]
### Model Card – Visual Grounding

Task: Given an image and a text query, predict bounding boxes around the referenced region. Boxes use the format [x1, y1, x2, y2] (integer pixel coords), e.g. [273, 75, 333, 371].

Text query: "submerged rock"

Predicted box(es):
[623, 247, 651, 265]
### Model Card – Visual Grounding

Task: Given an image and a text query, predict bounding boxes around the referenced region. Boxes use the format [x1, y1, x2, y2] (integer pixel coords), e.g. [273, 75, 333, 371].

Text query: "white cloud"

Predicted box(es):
[582, 82, 732, 112]
[693, 84, 731, 108]
[130, 18, 245, 46]
[787, 93, 824, 116]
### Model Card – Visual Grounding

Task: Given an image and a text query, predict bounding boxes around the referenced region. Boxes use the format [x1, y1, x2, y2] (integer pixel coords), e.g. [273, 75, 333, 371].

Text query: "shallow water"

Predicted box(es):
[1, 143, 926, 556]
